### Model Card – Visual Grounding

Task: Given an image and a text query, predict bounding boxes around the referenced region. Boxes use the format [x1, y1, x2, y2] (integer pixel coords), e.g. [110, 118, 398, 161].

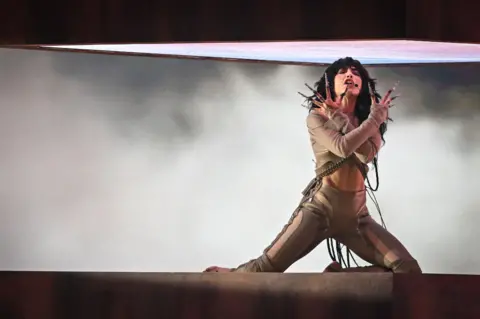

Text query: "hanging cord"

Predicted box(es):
[365, 146, 387, 229]
[328, 144, 387, 268]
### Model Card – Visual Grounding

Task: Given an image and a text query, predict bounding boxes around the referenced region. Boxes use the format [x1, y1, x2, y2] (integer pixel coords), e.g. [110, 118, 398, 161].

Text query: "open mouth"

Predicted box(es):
[344, 79, 354, 86]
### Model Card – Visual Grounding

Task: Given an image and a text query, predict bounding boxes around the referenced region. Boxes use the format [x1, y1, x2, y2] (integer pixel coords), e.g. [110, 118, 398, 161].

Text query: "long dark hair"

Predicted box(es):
[305, 57, 389, 144]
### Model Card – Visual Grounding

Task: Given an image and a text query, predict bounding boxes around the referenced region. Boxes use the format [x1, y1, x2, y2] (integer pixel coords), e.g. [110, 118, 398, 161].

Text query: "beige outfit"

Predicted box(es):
[232, 106, 421, 273]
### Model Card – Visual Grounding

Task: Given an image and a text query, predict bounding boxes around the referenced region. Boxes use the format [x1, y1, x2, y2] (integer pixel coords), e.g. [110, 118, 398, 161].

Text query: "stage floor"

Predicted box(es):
[1, 272, 479, 318]
[38, 40, 480, 65]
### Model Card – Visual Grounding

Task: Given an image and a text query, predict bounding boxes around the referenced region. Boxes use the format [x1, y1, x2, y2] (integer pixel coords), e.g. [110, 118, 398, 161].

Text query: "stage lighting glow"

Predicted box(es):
[40, 40, 480, 65]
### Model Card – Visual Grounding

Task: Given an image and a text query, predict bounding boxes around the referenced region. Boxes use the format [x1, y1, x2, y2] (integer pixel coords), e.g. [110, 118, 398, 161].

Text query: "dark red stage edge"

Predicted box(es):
[0, 272, 479, 318]
[0, 272, 391, 319]
[393, 274, 480, 319]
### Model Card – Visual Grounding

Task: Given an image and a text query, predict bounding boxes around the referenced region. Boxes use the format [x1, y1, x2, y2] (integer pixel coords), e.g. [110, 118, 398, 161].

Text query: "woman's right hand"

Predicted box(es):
[310, 73, 343, 118]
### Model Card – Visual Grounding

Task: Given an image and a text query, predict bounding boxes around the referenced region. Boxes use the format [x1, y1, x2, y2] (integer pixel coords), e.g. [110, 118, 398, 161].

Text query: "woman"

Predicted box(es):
[204, 57, 422, 274]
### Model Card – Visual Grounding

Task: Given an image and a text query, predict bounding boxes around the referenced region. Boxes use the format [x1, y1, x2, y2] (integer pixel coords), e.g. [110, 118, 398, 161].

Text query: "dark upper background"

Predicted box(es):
[0, 0, 479, 45]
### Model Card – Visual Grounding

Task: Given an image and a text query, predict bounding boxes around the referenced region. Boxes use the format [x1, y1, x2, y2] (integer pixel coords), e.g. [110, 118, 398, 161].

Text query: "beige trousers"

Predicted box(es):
[233, 180, 421, 273]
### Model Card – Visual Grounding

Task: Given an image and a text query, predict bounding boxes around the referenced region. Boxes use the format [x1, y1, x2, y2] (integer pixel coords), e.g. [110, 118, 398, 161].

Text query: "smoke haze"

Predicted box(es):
[0, 48, 479, 274]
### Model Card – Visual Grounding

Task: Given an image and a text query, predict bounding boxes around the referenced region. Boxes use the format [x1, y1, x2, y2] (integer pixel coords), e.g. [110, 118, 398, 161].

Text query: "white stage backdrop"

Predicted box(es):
[0, 48, 479, 274]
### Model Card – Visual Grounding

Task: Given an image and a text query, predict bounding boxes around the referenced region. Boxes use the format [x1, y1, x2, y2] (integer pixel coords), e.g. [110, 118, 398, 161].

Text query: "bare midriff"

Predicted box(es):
[323, 159, 365, 192]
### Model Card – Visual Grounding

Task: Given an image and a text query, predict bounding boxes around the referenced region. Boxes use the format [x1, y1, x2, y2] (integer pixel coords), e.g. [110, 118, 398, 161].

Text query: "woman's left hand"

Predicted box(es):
[203, 265, 232, 273]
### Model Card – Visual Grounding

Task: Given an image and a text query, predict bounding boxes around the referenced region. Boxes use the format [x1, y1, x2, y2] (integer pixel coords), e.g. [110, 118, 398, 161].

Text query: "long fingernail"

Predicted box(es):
[298, 91, 309, 98]
[324, 73, 330, 87]
[305, 83, 316, 93]
[391, 95, 400, 100]
[315, 93, 325, 103]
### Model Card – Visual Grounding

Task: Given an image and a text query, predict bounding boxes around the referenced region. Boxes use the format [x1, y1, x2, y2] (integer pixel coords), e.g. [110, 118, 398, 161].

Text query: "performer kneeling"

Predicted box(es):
[204, 57, 422, 274]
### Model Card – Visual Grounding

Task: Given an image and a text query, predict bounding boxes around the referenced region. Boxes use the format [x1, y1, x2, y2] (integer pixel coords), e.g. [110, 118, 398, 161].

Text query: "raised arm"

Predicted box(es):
[307, 105, 386, 159]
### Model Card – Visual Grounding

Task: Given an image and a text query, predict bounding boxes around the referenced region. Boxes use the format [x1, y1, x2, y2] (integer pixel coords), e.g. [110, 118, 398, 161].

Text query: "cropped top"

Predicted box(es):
[306, 109, 383, 177]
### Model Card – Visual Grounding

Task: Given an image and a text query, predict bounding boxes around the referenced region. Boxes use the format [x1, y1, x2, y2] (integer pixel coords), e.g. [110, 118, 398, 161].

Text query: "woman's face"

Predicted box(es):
[333, 66, 362, 97]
